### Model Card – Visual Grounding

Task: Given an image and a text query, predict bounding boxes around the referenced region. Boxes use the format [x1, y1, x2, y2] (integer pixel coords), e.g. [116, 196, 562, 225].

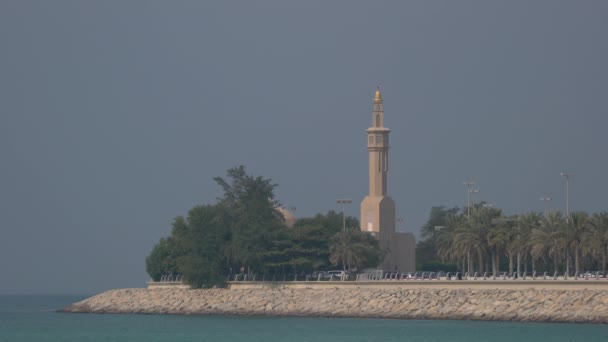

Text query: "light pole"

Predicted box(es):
[336, 199, 352, 233]
[462, 180, 475, 219]
[539, 196, 551, 216]
[560, 172, 574, 220]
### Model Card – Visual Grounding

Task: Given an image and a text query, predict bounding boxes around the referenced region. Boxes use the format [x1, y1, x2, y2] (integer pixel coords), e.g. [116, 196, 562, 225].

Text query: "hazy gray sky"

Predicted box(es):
[1, 1, 607, 294]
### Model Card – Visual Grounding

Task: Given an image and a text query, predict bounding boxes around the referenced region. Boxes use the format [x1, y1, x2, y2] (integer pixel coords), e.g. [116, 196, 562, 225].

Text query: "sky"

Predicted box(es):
[1, 1, 607, 294]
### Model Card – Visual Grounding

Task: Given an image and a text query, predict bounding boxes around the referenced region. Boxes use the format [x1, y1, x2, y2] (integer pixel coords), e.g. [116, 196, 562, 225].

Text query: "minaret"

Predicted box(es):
[368, 87, 390, 198]
[360, 87, 396, 261]
[360, 87, 416, 272]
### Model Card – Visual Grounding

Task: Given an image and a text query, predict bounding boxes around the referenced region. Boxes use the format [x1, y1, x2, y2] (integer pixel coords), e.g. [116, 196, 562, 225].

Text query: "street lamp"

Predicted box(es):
[462, 180, 475, 219]
[336, 199, 352, 233]
[539, 196, 551, 216]
[560, 172, 574, 220]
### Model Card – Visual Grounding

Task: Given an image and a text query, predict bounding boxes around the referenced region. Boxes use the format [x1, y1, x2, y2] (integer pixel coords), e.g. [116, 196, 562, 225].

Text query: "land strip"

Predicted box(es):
[62, 282, 608, 324]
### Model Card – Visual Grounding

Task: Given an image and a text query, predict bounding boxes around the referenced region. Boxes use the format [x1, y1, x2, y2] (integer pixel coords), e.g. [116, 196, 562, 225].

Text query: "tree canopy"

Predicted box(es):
[417, 202, 608, 276]
[146, 166, 384, 287]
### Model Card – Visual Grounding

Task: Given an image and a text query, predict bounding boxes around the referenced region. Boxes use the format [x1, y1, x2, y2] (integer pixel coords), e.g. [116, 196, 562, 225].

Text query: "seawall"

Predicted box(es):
[62, 282, 608, 324]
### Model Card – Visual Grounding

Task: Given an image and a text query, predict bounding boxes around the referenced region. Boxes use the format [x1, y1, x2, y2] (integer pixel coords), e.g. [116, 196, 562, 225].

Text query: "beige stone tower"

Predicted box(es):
[360, 87, 415, 272]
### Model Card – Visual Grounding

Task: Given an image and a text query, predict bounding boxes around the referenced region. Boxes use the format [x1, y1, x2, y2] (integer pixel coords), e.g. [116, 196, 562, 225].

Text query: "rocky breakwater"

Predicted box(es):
[62, 287, 608, 324]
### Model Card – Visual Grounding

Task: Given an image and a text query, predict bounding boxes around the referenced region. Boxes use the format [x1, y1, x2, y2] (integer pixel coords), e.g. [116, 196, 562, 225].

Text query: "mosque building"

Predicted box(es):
[360, 87, 416, 272]
[278, 88, 415, 271]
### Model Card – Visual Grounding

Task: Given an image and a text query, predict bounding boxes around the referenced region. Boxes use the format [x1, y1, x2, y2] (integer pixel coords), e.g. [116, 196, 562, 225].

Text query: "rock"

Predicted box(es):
[60, 286, 608, 324]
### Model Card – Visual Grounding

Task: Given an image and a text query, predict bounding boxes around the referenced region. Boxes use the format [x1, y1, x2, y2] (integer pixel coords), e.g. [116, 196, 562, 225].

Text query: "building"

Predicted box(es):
[360, 87, 416, 272]
[277, 206, 297, 228]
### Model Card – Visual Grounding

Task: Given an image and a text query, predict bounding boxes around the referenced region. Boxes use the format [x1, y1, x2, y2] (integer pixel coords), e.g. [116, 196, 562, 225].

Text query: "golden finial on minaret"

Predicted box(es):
[374, 86, 382, 102]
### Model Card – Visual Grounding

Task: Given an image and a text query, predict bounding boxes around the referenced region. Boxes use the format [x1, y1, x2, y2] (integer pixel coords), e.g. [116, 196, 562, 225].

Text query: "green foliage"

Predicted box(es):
[416, 261, 458, 272]
[214, 165, 284, 273]
[145, 166, 389, 287]
[416, 206, 461, 268]
[294, 210, 359, 237]
[175, 205, 228, 288]
[329, 227, 383, 271]
[418, 202, 608, 275]
[145, 237, 178, 281]
[281, 225, 332, 270]
[420, 206, 460, 240]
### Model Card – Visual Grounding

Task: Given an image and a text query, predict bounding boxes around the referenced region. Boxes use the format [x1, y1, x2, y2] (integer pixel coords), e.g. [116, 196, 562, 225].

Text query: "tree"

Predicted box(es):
[175, 205, 228, 288]
[585, 212, 608, 273]
[435, 213, 464, 269]
[564, 211, 589, 275]
[531, 211, 565, 273]
[145, 237, 178, 282]
[420, 206, 460, 240]
[452, 207, 500, 274]
[519, 212, 542, 274]
[417, 206, 461, 271]
[294, 210, 358, 237]
[214, 165, 284, 274]
[329, 227, 382, 272]
[288, 224, 333, 270]
[145, 165, 286, 287]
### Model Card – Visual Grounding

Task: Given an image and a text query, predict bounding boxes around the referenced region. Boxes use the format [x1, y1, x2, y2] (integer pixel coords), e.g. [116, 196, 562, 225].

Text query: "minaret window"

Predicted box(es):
[368, 136, 374, 144]
[376, 135, 382, 144]
[375, 115, 380, 127]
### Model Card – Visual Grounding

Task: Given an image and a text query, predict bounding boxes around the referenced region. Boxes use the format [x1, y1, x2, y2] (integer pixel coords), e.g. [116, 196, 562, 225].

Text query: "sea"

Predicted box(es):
[1, 295, 607, 342]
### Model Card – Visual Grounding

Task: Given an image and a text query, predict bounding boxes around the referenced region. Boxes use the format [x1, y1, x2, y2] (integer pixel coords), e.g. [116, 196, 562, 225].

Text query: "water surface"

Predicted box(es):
[1, 295, 606, 341]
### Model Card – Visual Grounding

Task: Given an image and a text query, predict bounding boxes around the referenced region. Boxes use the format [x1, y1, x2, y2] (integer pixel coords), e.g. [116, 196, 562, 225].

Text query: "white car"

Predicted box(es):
[328, 270, 349, 280]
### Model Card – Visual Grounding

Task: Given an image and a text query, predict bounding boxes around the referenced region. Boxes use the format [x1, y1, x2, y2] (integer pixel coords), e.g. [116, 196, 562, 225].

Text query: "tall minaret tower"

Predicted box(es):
[360, 87, 396, 268]
[360, 87, 416, 272]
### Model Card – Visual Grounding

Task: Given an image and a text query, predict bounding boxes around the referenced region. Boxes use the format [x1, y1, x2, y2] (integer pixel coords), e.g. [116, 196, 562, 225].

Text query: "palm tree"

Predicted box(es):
[453, 207, 496, 274]
[452, 217, 475, 274]
[488, 222, 510, 275]
[531, 211, 565, 273]
[329, 228, 382, 272]
[436, 213, 464, 269]
[329, 228, 356, 271]
[530, 211, 564, 272]
[519, 212, 542, 274]
[563, 211, 589, 275]
[585, 212, 608, 273]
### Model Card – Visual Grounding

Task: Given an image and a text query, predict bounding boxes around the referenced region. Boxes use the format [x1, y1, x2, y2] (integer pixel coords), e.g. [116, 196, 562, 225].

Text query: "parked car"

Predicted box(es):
[311, 271, 330, 280]
[328, 270, 350, 280]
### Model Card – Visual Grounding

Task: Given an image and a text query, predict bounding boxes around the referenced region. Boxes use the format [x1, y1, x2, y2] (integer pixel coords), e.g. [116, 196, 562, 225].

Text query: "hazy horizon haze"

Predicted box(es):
[1, 1, 607, 294]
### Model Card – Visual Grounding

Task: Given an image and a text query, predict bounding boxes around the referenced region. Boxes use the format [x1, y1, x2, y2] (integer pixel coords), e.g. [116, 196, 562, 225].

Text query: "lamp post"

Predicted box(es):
[336, 199, 352, 233]
[560, 172, 574, 221]
[539, 196, 551, 216]
[462, 180, 475, 219]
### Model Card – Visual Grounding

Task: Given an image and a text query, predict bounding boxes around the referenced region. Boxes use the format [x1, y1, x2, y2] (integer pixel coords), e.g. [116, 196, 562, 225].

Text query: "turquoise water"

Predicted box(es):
[1, 295, 607, 341]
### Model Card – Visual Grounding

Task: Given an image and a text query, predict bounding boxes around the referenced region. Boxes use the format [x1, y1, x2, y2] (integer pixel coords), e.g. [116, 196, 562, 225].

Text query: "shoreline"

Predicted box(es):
[61, 283, 608, 324]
